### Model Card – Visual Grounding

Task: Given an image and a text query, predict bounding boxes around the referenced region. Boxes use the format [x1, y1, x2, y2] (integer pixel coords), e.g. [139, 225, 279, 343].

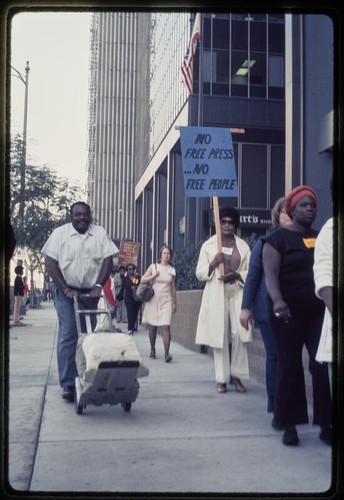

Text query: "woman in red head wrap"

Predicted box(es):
[261, 185, 331, 447]
[284, 185, 318, 219]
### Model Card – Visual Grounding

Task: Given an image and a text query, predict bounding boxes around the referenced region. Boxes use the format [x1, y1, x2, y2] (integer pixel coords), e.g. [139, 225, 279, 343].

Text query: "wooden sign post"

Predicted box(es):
[212, 196, 224, 276]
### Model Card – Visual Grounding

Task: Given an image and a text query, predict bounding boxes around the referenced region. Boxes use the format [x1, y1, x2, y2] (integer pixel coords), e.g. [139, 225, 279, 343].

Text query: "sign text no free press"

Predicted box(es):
[184, 147, 234, 160]
[179, 127, 238, 198]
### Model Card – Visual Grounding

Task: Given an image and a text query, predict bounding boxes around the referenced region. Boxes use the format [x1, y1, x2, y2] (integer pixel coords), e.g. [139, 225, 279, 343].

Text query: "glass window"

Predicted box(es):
[213, 18, 229, 49]
[232, 19, 248, 50]
[203, 50, 214, 83]
[269, 55, 284, 86]
[233, 142, 239, 180]
[268, 54, 284, 98]
[203, 16, 211, 49]
[268, 19, 285, 54]
[231, 50, 248, 96]
[249, 52, 266, 85]
[241, 144, 267, 208]
[268, 86, 284, 99]
[250, 20, 266, 51]
[270, 145, 285, 204]
[193, 49, 199, 84]
[212, 83, 229, 96]
[214, 50, 229, 83]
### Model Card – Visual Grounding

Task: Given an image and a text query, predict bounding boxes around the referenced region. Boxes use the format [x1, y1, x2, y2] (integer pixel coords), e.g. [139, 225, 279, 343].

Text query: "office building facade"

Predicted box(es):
[87, 12, 334, 270]
[86, 11, 140, 241]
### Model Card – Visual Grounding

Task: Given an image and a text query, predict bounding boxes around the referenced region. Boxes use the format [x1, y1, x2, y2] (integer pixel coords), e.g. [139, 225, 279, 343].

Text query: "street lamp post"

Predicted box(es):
[10, 61, 30, 254]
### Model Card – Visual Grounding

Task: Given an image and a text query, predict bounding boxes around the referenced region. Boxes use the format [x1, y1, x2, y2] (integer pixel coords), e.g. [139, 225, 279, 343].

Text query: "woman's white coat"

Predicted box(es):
[195, 234, 252, 348]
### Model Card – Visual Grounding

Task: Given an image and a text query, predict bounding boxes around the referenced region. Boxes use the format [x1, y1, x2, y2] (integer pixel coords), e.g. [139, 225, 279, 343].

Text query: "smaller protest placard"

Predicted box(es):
[118, 240, 141, 267]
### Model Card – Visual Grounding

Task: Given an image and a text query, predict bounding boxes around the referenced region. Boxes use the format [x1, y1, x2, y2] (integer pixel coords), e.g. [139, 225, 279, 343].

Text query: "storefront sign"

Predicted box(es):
[209, 208, 272, 228]
[180, 126, 238, 197]
[239, 209, 272, 228]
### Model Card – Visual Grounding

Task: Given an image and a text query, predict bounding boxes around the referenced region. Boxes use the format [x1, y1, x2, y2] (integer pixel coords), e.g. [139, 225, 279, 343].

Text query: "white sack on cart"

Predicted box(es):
[93, 296, 122, 332]
[76, 333, 149, 389]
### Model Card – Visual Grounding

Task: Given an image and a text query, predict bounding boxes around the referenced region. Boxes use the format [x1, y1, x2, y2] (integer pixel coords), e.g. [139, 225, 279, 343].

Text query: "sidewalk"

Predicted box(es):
[6, 301, 333, 496]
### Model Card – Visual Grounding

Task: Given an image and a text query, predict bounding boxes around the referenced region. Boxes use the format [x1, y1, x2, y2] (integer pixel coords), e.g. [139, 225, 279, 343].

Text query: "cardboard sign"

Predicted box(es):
[118, 240, 141, 267]
[180, 126, 238, 197]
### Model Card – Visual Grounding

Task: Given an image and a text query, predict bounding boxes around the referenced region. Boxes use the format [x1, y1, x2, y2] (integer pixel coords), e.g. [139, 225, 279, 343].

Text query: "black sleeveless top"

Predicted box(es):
[262, 227, 324, 310]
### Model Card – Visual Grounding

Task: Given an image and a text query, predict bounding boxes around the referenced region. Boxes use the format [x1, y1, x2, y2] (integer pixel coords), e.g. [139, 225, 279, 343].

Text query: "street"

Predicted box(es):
[7, 301, 333, 495]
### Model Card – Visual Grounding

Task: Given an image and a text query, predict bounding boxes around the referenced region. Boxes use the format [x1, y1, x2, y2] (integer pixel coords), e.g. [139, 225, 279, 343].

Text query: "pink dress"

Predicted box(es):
[142, 263, 176, 326]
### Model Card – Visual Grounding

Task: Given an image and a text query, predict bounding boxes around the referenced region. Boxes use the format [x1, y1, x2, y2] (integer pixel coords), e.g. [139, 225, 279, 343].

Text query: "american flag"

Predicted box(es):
[181, 13, 201, 94]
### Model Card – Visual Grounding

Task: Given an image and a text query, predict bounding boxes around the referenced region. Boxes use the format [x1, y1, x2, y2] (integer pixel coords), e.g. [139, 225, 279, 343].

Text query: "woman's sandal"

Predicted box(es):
[149, 349, 156, 359]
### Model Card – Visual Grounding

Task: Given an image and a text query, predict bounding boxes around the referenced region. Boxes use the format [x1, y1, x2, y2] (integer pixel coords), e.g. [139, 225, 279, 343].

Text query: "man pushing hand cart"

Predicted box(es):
[74, 294, 149, 415]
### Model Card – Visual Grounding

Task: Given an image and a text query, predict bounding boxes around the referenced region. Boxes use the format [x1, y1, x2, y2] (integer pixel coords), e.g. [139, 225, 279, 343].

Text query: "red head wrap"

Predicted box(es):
[284, 185, 318, 218]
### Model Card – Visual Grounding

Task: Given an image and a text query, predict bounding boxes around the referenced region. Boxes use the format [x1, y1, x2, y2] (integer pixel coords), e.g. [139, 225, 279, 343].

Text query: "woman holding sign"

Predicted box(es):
[195, 206, 252, 394]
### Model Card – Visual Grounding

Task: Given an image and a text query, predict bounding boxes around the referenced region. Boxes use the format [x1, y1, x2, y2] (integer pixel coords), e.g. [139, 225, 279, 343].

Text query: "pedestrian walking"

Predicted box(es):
[41, 201, 118, 402]
[13, 265, 25, 324]
[22, 276, 29, 307]
[314, 216, 334, 397]
[262, 185, 332, 446]
[195, 206, 252, 394]
[140, 245, 177, 362]
[114, 266, 127, 323]
[118, 263, 141, 335]
[239, 196, 292, 418]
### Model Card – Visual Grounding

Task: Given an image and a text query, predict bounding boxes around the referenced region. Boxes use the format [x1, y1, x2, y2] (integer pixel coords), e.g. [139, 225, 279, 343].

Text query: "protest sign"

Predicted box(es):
[180, 126, 239, 276]
[179, 126, 238, 198]
[118, 240, 141, 267]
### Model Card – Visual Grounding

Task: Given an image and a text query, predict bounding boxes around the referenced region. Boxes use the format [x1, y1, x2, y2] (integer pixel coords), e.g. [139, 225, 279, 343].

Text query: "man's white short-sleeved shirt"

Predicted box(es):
[41, 223, 118, 289]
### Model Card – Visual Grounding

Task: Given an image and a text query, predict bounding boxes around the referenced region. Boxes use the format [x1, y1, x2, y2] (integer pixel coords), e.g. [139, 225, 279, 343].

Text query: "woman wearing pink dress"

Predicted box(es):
[141, 245, 177, 362]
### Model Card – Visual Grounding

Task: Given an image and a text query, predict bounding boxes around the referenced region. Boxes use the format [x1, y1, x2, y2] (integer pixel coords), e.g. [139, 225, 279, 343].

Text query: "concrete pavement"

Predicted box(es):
[6, 300, 334, 496]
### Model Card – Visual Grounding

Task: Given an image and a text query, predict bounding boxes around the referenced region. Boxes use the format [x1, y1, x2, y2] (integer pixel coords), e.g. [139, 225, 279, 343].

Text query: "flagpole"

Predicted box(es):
[181, 13, 202, 245]
[200, 15, 223, 276]
[197, 13, 203, 128]
[195, 13, 203, 243]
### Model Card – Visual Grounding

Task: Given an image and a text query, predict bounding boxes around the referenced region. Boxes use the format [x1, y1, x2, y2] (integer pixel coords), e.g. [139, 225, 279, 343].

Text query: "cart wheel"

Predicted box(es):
[75, 397, 84, 415]
[122, 402, 131, 412]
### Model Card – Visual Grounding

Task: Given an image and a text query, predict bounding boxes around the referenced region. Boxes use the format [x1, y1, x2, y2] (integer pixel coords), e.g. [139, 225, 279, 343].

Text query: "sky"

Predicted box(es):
[10, 11, 92, 189]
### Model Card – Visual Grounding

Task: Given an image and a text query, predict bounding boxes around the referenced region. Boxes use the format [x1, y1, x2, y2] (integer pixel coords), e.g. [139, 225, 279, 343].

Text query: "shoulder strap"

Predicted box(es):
[149, 263, 158, 284]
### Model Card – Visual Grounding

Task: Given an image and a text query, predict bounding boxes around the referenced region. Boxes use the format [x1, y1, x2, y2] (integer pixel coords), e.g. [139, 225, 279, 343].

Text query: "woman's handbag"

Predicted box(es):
[133, 264, 158, 303]
[133, 282, 154, 302]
